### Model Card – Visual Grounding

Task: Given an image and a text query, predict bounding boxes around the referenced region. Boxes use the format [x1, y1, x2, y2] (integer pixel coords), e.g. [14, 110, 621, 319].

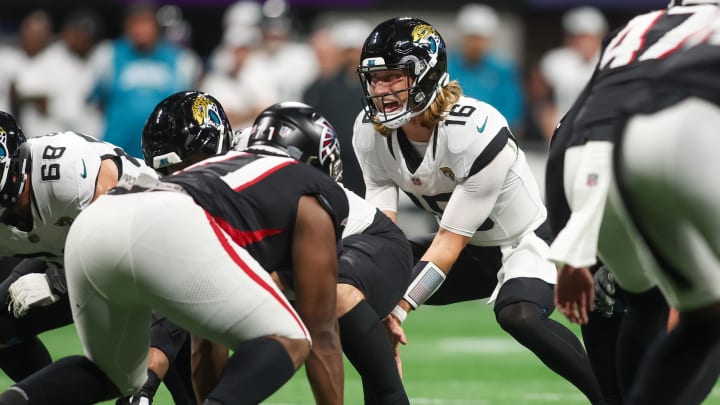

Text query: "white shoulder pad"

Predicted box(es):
[446, 97, 510, 155]
[352, 110, 377, 154]
[438, 97, 513, 179]
[29, 132, 103, 215]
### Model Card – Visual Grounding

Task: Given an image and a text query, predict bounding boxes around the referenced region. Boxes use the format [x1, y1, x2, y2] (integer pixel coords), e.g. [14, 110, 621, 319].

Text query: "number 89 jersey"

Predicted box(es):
[353, 96, 546, 246]
[0, 131, 155, 263]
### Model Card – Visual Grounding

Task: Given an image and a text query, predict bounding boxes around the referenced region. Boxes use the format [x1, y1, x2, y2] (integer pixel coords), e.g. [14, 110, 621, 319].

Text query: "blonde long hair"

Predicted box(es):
[374, 80, 463, 136]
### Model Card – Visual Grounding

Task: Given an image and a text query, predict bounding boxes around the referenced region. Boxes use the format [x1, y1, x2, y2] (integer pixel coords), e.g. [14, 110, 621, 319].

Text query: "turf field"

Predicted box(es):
[3, 301, 720, 404]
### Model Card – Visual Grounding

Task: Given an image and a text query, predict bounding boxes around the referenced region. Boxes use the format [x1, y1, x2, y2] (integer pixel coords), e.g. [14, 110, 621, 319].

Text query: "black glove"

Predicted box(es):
[593, 265, 616, 318]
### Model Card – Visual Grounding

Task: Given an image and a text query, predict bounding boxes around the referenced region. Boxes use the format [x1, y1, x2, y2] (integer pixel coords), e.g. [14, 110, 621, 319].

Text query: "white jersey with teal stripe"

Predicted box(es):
[0, 131, 157, 263]
[353, 96, 546, 246]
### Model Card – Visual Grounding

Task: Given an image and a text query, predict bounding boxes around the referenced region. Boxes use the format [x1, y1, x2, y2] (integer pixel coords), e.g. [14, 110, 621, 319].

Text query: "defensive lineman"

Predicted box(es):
[551, 6, 720, 404]
[141, 93, 412, 404]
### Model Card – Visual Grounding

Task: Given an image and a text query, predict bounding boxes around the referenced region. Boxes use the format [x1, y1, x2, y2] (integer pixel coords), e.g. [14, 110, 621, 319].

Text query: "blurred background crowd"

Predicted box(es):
[0, 0, 670, 198]
[0, 0, 677, 240]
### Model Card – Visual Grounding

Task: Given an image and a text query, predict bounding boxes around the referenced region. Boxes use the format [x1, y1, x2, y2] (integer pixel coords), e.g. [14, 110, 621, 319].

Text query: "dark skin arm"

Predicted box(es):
[293, 195, 343, 405]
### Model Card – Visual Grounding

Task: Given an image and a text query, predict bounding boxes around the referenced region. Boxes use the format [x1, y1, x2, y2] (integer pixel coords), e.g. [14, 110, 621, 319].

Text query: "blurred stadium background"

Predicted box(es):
[2, 0, 720, 403]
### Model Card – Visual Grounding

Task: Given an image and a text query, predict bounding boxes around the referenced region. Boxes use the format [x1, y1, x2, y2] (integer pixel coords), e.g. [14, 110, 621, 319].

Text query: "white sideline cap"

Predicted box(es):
[456, 4, 500, 37]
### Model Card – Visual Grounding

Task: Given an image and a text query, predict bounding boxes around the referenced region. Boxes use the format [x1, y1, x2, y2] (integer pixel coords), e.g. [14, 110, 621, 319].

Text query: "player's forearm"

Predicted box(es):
[421, 227, 469, 272]
[548, 141, 613, 268]
[305, 330, 344, 405]
[146, 347, 170, 379]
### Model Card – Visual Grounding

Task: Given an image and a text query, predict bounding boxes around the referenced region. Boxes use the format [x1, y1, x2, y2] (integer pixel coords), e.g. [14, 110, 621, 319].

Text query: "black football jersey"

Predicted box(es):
[162, 151, 349, 276]
[546, 4, 719, 235]
[572, 5, 719, 145]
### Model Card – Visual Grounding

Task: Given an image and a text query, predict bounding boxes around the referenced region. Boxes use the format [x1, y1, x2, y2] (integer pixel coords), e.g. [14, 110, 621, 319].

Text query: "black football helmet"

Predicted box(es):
[142, 91, 232, 175]
[0, 112, 28, 216]
[357, 17, 449, 128]
[247, 102, 343, 182]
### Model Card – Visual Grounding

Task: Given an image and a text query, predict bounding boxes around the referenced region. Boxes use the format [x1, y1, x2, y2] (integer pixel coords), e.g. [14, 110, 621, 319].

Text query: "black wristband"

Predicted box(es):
[139, 369, 162, 397]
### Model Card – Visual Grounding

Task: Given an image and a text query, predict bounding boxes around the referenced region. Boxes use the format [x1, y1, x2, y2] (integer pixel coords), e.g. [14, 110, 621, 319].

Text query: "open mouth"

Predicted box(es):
[383, 100, 401, 113]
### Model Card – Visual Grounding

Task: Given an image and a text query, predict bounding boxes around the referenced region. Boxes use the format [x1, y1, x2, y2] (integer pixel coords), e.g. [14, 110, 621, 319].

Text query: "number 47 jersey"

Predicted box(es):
[353, 96, 546, 246]
[0, 131, 156, 263]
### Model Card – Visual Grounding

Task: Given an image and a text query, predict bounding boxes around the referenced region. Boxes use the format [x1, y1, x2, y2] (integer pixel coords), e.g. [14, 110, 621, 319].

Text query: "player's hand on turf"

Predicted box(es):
[383, 313, 407, 378]
[7, 273, 60, 318]
[554, 265, 594, 325]
[592, 265, 616, 318]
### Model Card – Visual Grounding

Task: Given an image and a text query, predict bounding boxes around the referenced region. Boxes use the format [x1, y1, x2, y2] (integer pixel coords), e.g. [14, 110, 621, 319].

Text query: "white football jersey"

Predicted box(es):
[0, 131, 157, 264]
[353, 96, 546, 246]
[342, 186, 377, 238]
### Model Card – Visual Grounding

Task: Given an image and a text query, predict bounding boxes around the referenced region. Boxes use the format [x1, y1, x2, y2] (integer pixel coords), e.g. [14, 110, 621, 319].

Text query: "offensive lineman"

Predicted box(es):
[243, 102, 413, 404]
[352, 17, 604, 403]
[0, 115, 175, 399]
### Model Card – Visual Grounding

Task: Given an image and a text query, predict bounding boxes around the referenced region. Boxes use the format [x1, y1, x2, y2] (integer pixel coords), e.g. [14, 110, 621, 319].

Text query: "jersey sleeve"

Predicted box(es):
[440, 143, 515, 237]
[31, 135, 103, 221]
[548, 141, 613, 268]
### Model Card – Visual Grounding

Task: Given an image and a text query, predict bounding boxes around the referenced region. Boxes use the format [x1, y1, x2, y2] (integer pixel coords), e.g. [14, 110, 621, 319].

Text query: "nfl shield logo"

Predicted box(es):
[586, 173, 599, 187]
[411, 176, 422, 186]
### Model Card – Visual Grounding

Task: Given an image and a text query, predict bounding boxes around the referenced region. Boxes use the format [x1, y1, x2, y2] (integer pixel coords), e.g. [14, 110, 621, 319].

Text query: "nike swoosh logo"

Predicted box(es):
[476, 116, 489, 133]
[80, 159, 87, 178]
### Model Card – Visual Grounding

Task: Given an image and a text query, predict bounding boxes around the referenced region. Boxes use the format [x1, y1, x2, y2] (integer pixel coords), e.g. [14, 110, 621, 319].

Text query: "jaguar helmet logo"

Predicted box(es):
[412, 24, 439, 56]
[0, 126, 8, 158]
[191, 95, 224, 131]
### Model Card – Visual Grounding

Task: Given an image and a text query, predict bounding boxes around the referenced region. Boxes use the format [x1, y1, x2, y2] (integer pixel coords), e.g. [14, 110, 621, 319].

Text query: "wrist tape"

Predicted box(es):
[390, 305, 408, 324]
[403, 261, 446, 309]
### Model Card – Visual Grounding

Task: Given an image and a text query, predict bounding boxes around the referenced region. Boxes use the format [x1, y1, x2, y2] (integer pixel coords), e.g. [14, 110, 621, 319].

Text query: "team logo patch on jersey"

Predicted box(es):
[587, 173, 599, 187]
[191, 95, 224, 132]
[439, 167, 457, 182]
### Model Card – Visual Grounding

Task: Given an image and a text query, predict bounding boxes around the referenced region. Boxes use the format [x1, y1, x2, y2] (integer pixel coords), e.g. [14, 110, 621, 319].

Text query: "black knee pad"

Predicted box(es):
[494, 277, 555, 318]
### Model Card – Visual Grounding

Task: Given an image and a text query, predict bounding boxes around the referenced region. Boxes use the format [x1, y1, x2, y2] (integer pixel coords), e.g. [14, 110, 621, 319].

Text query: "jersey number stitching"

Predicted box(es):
[600, 10, 708, 70]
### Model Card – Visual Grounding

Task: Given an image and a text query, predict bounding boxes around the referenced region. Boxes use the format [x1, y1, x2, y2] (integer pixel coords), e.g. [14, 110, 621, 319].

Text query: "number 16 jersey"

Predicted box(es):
[353, 96, 546, 246]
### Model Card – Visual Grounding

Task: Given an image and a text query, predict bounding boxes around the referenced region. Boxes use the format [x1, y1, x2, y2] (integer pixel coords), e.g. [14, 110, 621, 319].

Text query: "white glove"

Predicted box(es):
[8, 273, 60, 318]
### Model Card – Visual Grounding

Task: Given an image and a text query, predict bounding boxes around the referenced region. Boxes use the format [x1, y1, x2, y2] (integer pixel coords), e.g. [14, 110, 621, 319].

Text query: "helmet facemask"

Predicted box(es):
[358, 18, 450, 129]
[0, 147, 31, 218]
[358, 61, 412, 128]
